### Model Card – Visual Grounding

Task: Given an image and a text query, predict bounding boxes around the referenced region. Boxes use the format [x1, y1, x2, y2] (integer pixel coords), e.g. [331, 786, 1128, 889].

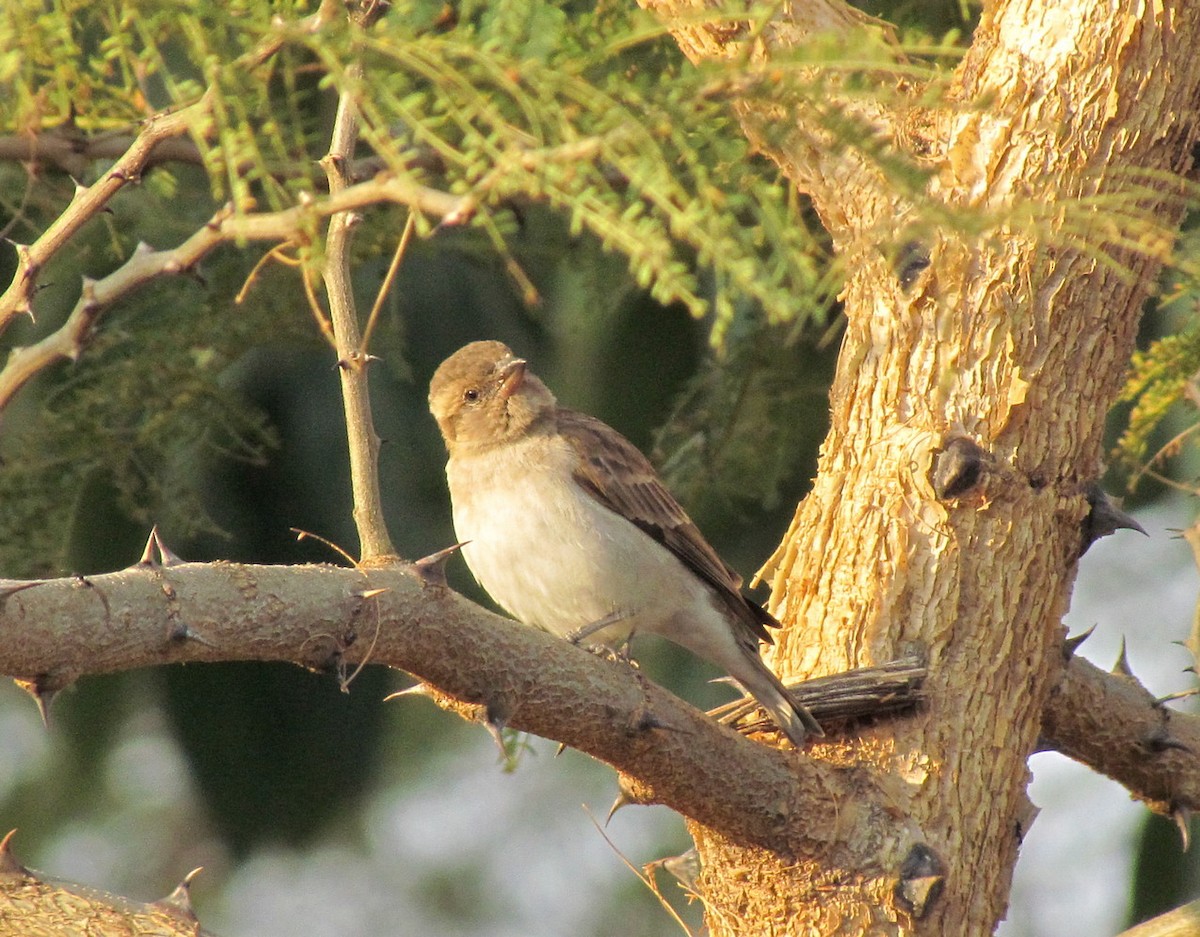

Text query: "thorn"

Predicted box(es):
[1111, 637, 1134, 677]
[134, 241, 155, 256]
[413, 542, 468, 587]
[0, 830, 26, 877]
[607, 774, 645, 823]
[137, 525, 185, 567]
[554, 742, 567, 758]
[12, 675, 67, 728]
[155, 867, 203, 920]
[138, 526, 162, 565]
[484, 717, 508, 758]
[1173, 806, 1192, 852]
[167, 622, 215, 647]
[894, 843, 946, 920]
[382, 681, 433, 702]
[656, 848, 701, 891]
[1080, 483, 1147, 556]
[1142, 726, 1193, 754]
[353, 587, 389, 601]
[1156, 687, 1200, 705]
[1063, 624, 1097, 657]
[606, 791, 631, 826]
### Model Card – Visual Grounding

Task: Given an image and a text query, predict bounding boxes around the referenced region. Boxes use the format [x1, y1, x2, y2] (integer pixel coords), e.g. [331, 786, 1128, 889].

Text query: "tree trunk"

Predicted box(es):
[643, 0, 1200, 932]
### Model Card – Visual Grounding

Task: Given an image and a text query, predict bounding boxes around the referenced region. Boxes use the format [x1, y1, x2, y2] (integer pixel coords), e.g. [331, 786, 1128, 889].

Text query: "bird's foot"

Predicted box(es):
[580, 640, 640, 668]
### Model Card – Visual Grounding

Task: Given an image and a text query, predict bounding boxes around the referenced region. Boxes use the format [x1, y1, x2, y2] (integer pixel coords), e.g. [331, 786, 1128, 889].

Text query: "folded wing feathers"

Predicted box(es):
[559, 410, 774, 646]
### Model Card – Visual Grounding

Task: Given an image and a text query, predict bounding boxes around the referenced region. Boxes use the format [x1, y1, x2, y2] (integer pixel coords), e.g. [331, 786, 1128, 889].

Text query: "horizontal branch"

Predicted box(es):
[1041, 653, 1200, 818]
[0, 559, 847, 856]
[0, 176, 469, 413]
[0, 131, 420, 186]
[0, 129, 205, 176]
[3, 557, 1191, 851]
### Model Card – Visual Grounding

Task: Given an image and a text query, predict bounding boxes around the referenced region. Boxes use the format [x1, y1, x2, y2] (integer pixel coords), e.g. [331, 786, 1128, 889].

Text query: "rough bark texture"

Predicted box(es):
[642, 0, 1200, 933]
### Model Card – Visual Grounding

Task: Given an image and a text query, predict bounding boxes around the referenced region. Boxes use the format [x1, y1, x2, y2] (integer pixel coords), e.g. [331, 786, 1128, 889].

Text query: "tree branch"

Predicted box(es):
[318, 16, 396, 562]
[0, 834, 212, 937]
[3, 551, 1195, 856]
[0, 558, 887, 857]
[1042, 653, 1200, 819]
[0, 176, 468, 415]
[0, 128, 205, 176]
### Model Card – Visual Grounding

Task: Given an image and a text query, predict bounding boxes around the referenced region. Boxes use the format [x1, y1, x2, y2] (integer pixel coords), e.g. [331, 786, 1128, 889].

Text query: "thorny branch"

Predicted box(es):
[0, 559, 864, 856]
[318, 0, 397, 563]
[0, 0, 346, 337]
[0, 557, 1195, 847]
[0, 175, 469, 414]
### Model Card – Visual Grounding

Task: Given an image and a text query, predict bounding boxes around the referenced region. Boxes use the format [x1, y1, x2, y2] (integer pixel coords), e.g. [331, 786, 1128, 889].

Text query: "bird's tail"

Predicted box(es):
[731, 651, 823, 746]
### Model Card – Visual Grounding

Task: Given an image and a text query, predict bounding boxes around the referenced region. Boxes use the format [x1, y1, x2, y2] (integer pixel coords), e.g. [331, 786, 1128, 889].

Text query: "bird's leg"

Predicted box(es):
[567, 611, 641, 669]
[565, 609, 630, 646]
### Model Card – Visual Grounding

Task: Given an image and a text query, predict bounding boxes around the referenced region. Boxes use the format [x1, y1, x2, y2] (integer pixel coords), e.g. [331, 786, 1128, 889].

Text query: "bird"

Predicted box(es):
[428, 340, 821, 746]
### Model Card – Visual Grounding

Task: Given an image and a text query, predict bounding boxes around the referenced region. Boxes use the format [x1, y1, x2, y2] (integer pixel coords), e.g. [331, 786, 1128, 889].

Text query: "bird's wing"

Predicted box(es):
[557, 410, 775, 645]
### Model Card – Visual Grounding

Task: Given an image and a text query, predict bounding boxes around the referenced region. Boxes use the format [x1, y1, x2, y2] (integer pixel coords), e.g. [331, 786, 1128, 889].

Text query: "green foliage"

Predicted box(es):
[0, 0, 961, 572]
[0, 282, 285, 575]
[0, 0, 933, 338]
[1116, 327, 1200, 462]
[1113, 222, 1200, 490]
[653, 309, 834, 528]
[0, 163, 299, 575]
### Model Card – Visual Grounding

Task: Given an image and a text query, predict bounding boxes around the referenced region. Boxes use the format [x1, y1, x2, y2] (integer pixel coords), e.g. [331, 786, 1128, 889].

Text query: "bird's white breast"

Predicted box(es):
[445, 433, 715, 645]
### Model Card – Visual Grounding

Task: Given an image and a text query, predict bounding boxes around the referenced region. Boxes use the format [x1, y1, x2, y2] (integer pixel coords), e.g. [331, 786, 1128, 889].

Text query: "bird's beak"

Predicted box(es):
[497, 357, 527, 400]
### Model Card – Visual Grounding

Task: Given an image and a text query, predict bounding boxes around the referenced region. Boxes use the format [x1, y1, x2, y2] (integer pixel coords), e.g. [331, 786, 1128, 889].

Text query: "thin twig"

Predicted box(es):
[361, 210, 415, 354]
[300, 260, 338, 349]
[319, 35, 397, 562]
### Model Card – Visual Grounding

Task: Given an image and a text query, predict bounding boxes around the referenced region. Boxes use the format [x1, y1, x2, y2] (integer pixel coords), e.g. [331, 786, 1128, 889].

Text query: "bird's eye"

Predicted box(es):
[463, 388, 480, 403]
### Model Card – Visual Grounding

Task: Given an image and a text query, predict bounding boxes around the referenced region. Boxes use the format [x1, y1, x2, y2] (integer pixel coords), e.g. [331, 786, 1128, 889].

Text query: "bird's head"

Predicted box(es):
[428, 341, 557, 454]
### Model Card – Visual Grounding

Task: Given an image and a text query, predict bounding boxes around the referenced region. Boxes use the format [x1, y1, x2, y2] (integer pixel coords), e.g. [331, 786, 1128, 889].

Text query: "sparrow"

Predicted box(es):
[428, 340, 821, 746]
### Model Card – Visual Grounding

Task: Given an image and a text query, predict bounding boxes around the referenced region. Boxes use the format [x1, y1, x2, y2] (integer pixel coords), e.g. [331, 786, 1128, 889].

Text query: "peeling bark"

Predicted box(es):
[639, 0, 1200, 933]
